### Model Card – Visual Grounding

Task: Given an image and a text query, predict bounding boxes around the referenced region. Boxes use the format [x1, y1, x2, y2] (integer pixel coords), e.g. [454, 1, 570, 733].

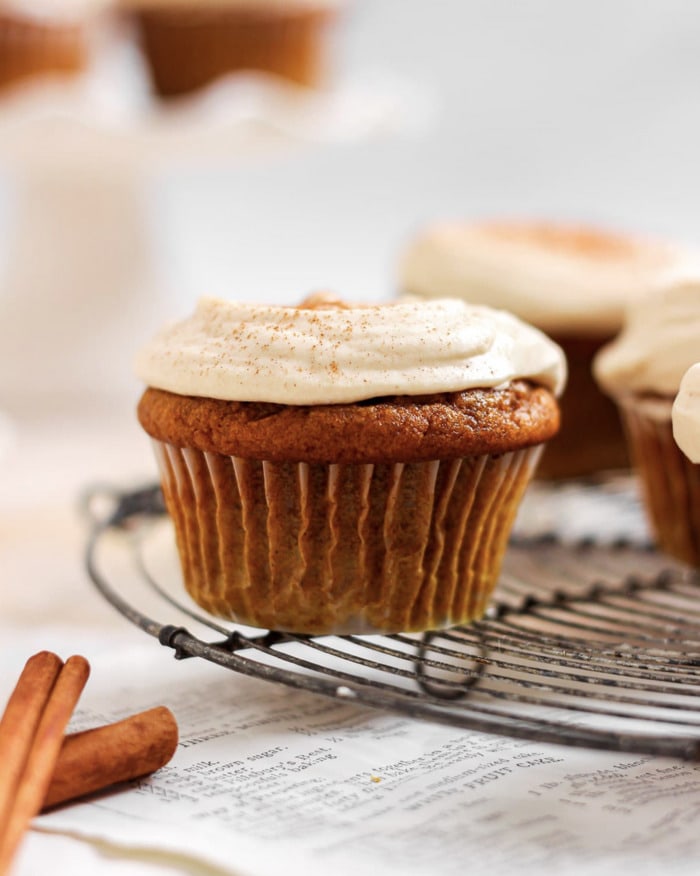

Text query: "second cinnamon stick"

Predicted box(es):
[43, 706, 179, 809]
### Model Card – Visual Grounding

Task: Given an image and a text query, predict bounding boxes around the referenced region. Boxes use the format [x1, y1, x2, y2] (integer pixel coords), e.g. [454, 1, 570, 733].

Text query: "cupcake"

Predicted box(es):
[595, 278, 700, 566]
[399, 221, 692, 479]
[135, 294, 565, 635]
[123, 0, 341, 99]
[0, 2, 89, 91]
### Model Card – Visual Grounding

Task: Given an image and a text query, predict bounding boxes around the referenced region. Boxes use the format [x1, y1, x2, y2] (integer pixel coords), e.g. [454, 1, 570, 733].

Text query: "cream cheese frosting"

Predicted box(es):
[594, 275, 700, 398]
[135, 296, 566, 405]
[399, 221, 693, 335]
[673, 363, 700, 463]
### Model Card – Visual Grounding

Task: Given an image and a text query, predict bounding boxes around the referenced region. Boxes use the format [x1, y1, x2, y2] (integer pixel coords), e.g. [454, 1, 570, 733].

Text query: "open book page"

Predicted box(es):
[34, 643, 700, 876]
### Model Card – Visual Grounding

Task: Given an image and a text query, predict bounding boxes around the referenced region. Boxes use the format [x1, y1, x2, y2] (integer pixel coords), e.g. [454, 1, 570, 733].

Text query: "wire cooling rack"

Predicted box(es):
[85, 484, 700, 760]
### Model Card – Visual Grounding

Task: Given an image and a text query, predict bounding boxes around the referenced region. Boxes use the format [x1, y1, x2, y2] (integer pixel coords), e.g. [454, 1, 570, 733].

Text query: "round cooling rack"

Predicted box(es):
[84, 484, 700, 760]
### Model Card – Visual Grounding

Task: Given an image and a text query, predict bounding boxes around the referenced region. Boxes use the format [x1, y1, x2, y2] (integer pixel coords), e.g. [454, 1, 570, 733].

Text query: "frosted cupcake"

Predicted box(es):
[136, 295, 565, 635]
[399, 221, 691, 478]
[595, 278, 700, 566]
[122, 0, 341, 98]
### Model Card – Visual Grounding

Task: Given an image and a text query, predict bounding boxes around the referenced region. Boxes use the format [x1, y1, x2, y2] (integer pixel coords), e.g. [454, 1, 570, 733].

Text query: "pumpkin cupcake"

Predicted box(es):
[135, 294, 565, 635]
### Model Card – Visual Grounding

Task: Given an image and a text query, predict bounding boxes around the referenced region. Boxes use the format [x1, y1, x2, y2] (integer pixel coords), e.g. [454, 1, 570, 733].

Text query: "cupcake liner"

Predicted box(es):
[134, 7, 335, 98]
[153, 441, 542, 634]
[0, 15, 86, 89]
[618, 396, 700, 567]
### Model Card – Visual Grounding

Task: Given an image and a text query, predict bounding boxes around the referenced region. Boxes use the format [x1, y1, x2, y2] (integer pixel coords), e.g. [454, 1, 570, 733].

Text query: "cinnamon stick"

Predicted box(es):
[0, 655, 90, 875]
[0, 652, 63, 840]
[43, 706, 179, 809]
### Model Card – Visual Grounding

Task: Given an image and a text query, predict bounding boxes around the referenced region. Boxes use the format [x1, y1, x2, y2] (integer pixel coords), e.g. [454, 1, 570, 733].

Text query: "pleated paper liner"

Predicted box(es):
[618, 394, 700, 568]
[152, 441, 542, 635]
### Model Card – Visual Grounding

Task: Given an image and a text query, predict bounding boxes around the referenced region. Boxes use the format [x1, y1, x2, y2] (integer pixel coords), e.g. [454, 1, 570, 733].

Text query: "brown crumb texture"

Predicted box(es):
[138, 380, 559, 464]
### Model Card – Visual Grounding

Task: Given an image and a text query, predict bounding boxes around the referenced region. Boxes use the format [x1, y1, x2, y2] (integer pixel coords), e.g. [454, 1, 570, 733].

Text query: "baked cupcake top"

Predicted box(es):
[594, 275, 700, 398]
[673, 363, 700, 463]
[399, 221, 690, 335]
[135, 294, 566, 405]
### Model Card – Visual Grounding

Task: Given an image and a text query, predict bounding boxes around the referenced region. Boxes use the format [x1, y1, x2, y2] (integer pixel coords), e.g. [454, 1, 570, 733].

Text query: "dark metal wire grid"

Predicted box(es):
[85, 484, 700, 761]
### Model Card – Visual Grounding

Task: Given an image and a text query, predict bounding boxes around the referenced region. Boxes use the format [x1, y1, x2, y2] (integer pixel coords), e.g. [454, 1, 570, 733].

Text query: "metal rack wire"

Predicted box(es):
[85, 484, 700, 760]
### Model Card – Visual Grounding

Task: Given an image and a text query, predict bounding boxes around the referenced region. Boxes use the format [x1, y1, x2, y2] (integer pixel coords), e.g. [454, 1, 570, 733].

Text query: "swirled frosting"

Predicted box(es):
[673, 364, 700, 463]
[594, 275, 700, 398]
[400, 221, 692, 335]
[135, 296, 566, 404]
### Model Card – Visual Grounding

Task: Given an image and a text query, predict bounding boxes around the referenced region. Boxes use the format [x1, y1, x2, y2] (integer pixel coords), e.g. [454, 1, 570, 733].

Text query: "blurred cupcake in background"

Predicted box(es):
[595, 278, 700, 567]
[0, 1, 94, 91]
[121, 0, 343, 98]
[399, 220, 694, 479]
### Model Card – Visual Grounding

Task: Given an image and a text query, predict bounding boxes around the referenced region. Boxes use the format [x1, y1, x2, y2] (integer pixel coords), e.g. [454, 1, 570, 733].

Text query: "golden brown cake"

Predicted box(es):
[135, 295, 565, 634]
[595, 278, 700, 567]
[124, 0, 339, 98]
[399, 220, 695, 479]
[0, 9, 87, 90]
